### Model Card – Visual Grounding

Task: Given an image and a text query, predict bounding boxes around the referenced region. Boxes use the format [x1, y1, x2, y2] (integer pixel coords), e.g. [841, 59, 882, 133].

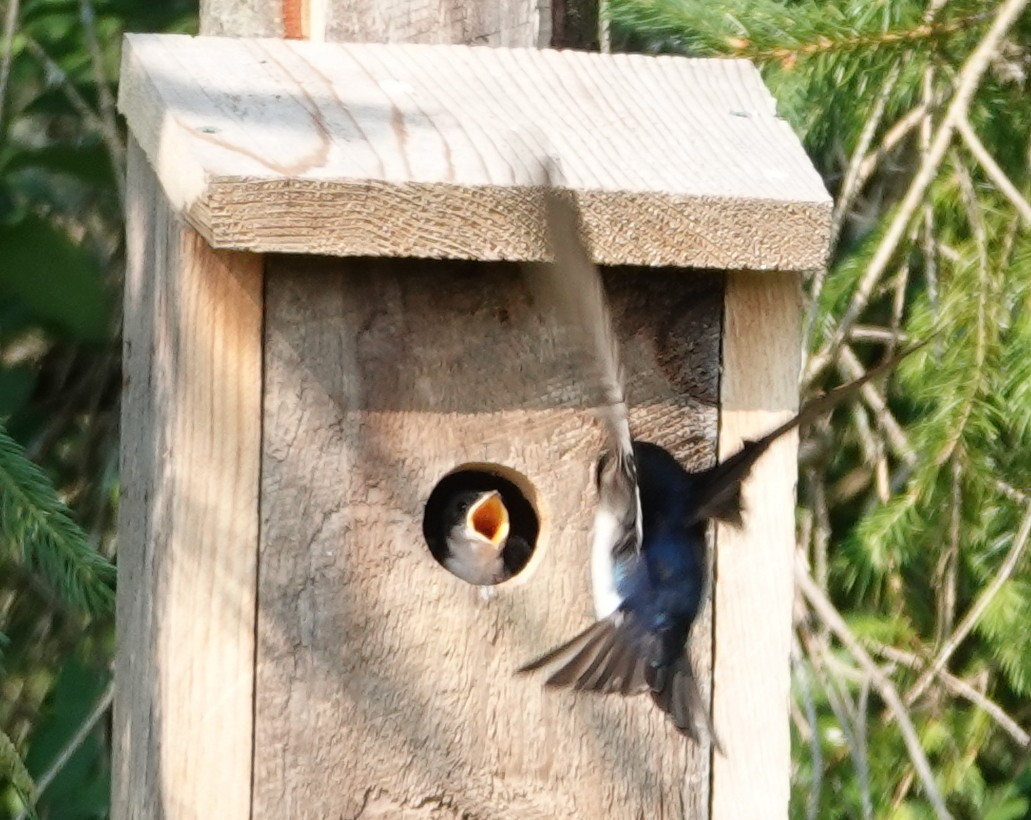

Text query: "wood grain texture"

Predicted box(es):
[199, 0, 545, 45]
[114, 139, 263, 819]
[711, 272, 802, 820]
[199, 0, 283, 36]
[118, 33, 831, 270]
[323, 0, 548, 46]
[254, 258, 722, 818]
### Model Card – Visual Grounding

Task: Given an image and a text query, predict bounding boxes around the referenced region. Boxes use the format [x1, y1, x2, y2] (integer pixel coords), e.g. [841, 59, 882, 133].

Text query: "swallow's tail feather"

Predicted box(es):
[648, 655, 723, 753]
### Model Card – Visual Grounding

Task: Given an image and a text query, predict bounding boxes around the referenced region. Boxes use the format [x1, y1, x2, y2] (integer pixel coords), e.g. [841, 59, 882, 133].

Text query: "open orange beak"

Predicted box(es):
[467, 491, 510, 547]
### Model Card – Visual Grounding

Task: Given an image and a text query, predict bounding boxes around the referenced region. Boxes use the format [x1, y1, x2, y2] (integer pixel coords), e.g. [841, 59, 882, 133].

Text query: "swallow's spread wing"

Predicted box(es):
[689, 343, 926, 527]
[526, 187, 642, 562]
[516, 611, 651, 696]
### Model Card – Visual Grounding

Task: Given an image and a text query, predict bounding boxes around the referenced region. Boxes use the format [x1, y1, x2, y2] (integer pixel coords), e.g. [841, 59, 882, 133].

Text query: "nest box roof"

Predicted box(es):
[119, 34, 832, 270]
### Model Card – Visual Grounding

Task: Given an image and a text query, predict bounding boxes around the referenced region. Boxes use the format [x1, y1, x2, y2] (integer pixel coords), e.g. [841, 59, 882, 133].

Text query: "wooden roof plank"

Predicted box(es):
[119, 34, 832, 269]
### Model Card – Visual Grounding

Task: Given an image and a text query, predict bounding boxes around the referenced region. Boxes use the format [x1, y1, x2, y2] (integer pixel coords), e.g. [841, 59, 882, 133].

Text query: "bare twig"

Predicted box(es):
[889, 263, 909, 349]
[853, 103, 931, 198]
[856, 675, 874, 820]
[77, 0, 125, 210]
[873, 642, 1030, 748]
[830, 65, 903, 246]
[810, 0, 946, 345]
[933, 459, 962, 644]
[850, 326, 913, 344]
[808, 0, 1031, 380]
[837, 344, 916, 467]
[920, 38, 940, 319]
[849, 402, 888, 502]
[13, 679, 114, 820]
[798, 620, 866, 787]
[957, 116, 1031, 224]
[792, 636, 824, 820]
[795, 554, 953, 819]
[810, 97, 924, 351]
[905, 498, 1031, 706]
[0, 0, 21, 135]
[812, 464, 831, 598]
[20, 35, 106, 136]
[994, 478, 1031, 506]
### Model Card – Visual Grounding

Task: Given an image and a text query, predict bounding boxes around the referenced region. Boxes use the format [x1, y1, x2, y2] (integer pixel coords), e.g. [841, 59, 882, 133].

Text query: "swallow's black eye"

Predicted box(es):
[422, 463, 540, 584]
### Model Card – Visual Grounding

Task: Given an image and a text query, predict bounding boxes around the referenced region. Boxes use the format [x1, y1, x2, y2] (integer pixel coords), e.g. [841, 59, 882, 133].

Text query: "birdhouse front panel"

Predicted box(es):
[253, 255, 722, 816]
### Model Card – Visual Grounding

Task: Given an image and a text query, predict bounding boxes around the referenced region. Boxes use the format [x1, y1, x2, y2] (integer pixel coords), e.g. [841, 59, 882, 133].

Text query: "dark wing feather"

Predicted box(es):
[516, 612, 652, 696]
[689, 343, 926, 526]
[517, 611, 721, 749]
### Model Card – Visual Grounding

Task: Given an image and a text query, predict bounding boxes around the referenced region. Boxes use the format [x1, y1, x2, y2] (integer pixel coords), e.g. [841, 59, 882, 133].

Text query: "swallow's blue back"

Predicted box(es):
[618, 441, 708, 665]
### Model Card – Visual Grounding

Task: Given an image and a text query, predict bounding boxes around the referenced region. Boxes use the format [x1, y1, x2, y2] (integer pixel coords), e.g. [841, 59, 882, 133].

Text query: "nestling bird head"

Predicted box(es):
[440, 489, 514, 586]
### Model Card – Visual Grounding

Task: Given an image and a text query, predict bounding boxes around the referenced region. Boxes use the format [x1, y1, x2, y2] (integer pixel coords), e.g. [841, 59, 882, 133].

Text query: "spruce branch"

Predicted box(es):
[929, 159, 991, 468]
[0, 425, 114, 615]
[609, 0, 991, 63]
[807, 0, 1031, 381]
[795, 553, 953, 820]
[905, 498, 1031, 707]
[732, 13, 995, 64]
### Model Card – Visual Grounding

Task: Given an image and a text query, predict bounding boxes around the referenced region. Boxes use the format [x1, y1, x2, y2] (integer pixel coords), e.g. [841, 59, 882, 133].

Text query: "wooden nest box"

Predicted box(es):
[115, 33, 830, 819]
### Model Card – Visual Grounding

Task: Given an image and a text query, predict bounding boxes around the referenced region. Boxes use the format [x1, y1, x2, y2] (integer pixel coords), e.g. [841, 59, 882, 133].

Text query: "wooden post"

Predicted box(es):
[199, 0, 551, 46]
[712, 273, 802, 818]
[116, 10, 829, 816]
[114, 139, 263, 817]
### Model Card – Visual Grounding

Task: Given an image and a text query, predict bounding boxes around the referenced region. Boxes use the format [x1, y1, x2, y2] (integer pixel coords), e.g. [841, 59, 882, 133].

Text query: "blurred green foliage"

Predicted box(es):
[0, 1, 195, 817]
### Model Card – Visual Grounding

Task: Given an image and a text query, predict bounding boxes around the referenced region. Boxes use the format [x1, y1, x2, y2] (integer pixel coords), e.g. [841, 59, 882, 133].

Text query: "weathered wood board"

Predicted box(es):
[321, 0, 547, 46]
[713, 273, 802, 819]
[254, 257, 723, 817]
[199, 0, 548, 47]
[114, 139, 263, 818]
[117, 34, 831, 270]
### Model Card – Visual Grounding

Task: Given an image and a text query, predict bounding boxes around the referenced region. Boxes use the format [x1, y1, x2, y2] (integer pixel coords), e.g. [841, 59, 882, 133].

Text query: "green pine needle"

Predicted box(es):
[0, 728, 36, 814]
[0, 424, 114, 615]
